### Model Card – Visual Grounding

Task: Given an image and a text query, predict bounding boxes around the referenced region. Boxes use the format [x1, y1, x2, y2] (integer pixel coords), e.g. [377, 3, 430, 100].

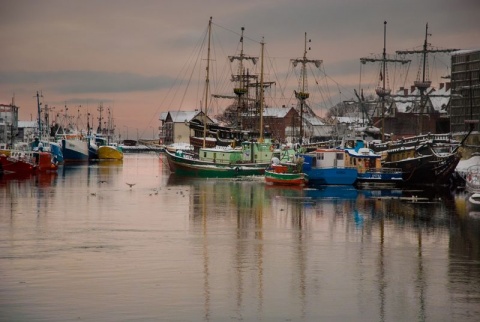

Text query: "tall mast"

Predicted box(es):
[203, 17, 212, 148]
[291, 32, 322, 144]
[259, 38, 265, 143]
[229, 27, 258, 129]
[360, 21, 410, 142]
[396, 23, 459, 134]
[97, 103, 104, 134]
[36, 91, 42, 138]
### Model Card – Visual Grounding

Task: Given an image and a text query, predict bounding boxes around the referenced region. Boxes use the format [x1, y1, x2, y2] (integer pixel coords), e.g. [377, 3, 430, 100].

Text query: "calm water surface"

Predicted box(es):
[1, 154, 479, 322]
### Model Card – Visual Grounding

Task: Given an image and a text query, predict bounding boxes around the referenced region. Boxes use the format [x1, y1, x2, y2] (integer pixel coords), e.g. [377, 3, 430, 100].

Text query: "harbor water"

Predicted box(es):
[1, 154, 479, 322]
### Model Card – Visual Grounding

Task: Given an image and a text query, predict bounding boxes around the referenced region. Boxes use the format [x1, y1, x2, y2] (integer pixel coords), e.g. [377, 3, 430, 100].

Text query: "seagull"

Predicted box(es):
[126, 183, 136, 189]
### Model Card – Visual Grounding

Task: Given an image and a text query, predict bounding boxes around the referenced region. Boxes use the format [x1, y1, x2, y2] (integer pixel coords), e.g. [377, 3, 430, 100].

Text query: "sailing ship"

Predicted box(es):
[362, 22, 463, 186]
[165, 18, 278, 178]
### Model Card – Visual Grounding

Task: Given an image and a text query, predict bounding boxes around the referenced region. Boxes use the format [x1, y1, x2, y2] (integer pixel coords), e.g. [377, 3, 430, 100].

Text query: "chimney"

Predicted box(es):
[439, 83, 444, 90]
[404, 88, 408, 96]
[445, 82, 451, 91]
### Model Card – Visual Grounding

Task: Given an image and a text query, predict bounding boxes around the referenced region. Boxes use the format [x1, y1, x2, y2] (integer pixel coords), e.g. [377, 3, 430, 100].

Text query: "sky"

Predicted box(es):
[1, 0, 479, 140]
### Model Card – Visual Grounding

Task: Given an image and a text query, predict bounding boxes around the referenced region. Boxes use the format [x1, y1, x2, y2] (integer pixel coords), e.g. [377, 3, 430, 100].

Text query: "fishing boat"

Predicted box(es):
[54, 105, 89, 162]
[166, 140, 278, 178]
[30, 92, 64, 164]
[298, 148, 358, 186]
[58, 134, 89, 162]
[344, 139, 403, 187]
[264, 158, 306, 186]
[97, 143, 123, 160]
[164, 18, 279, 178]
[0, 150, 58, 176]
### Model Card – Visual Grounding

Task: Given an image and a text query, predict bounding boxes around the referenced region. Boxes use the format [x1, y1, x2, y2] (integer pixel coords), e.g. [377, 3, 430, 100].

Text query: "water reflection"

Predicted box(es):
[0, 156, 479, 321]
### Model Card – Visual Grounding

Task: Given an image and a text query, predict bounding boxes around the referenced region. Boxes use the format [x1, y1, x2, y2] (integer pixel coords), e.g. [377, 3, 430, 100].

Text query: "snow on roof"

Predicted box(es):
[393, 84, 450, 113]
[429, 86, 451, 113]
[168, 110, 200, 123]
[263, 107, 291, 118]
[304, 114, 325, 126]
[452, 49, 480, 55]
[159, 111, 168, 121]
[18, 121, 37, 128]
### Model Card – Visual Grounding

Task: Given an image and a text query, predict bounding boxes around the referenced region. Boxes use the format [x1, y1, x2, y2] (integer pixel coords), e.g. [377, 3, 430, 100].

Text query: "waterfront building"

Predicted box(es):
[450, 49, 480, 155]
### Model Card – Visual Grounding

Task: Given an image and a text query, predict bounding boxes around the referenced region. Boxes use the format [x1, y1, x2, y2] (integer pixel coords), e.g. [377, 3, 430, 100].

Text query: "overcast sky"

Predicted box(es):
[1, 0, 479, 139]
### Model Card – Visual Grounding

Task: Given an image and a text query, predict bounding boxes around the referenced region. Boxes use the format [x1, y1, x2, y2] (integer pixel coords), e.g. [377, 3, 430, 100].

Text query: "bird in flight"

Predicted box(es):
[126, 183, 136, 189]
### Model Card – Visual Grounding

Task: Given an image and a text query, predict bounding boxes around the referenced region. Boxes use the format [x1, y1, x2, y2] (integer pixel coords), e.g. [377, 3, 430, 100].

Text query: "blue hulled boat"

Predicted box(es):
[299, 148, 358, 186]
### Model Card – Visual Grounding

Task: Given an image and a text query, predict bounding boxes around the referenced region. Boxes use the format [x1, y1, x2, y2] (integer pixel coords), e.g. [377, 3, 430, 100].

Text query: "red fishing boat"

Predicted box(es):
[0, 151, 58, 176]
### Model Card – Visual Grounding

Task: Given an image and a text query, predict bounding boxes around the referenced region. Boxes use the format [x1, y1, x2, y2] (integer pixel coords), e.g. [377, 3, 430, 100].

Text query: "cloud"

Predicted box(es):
[0, 70, 174, 94]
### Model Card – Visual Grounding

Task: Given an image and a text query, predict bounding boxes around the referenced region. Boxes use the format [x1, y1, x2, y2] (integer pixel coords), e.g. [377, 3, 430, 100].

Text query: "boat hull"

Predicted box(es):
[165, 149, 267, 178]
[356, 169, 403, 187]
[98, 146, 124, 160]
[383, 153, 460, 185]
[0, 154, 36, 175]
[304, 167, 358, 186]
[264, 169, 306, 186]
[61, 139, 89, 162]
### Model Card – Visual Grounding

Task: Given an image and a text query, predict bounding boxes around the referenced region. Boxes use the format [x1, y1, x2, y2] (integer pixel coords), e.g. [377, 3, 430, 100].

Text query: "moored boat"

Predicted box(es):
[165, 140, 278, 178]
[344, 139, 403, 187]
[164, 18, 281, 179]
[264, 158, 306, 186]
[379, 142, 460, 186]
[97, 144, 124, 160]
[0, 151, 58, 176]
[59, 135, 89, 162]
[465, 165, 480, 193]
[298, 148, 358, 186]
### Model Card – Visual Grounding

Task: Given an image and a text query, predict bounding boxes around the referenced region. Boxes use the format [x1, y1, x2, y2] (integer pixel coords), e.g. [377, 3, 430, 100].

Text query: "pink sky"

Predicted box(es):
[1, 0, 479, 139]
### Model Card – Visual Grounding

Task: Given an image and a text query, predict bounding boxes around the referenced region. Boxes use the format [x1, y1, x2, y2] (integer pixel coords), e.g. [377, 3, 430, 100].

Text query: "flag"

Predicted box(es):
[379, 70, 383, 81]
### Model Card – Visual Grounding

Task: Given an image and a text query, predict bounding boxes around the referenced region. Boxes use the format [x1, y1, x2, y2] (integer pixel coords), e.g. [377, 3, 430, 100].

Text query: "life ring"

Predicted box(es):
[269, 145, 274, 152]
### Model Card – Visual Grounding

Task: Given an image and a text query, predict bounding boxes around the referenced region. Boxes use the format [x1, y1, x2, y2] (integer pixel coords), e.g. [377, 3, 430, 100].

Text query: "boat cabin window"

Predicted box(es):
[336, 153, 344, 160]
[317, 153, 324, 160]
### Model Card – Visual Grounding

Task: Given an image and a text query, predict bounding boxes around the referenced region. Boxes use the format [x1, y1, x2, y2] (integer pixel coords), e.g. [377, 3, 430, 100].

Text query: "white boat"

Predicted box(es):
[456, 153, 480, 181]
[465, 165, 480, 212]
[465, 165, 480, 193]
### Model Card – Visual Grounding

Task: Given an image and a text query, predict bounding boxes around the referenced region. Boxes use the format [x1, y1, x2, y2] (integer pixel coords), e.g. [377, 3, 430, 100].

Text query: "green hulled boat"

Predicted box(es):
[165, 140, 284, 178]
